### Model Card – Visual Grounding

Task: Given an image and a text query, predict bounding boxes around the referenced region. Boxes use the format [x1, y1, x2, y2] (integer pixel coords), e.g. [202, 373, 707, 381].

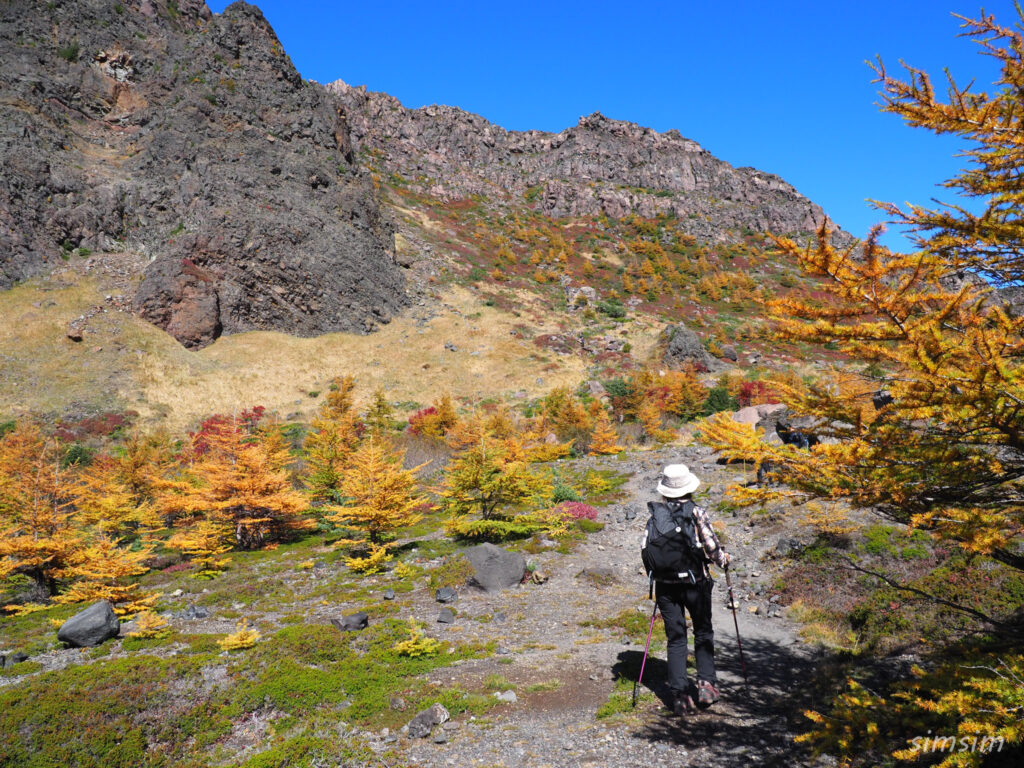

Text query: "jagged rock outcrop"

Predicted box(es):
[327, 80, 843, 243]
[0, 1, 405, 347]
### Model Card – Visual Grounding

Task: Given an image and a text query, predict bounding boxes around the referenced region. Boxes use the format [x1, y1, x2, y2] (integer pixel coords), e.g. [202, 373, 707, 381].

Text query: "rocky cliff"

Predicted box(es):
[0, 0, 405, 347]
[327, 80, 838, 243]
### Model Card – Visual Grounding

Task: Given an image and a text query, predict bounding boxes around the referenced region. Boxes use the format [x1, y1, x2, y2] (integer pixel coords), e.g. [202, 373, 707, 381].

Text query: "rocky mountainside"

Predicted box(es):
[0, 0, 847, 355]
[328, 80, 839, 243]
[0, 0, 405, 348]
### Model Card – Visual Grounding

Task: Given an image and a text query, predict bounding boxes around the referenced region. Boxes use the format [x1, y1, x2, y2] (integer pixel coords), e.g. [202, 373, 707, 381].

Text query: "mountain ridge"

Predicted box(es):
[327, 78, 841, 244]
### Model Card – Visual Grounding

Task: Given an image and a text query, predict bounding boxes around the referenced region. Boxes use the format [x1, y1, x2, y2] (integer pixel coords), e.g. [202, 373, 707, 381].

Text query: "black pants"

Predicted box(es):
[655, 578, 717, 695]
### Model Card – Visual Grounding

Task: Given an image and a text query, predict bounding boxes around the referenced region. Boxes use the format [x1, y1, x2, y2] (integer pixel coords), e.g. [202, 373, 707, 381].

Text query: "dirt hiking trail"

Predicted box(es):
[396, 444, 828, 768]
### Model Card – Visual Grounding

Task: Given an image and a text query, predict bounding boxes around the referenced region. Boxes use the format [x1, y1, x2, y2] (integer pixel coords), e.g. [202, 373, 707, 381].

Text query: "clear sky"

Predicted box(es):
[207, 1, 1021, 250]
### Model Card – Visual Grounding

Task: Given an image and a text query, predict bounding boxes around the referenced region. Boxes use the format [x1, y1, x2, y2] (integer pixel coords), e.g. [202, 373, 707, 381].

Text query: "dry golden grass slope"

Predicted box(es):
[0, 258, 667, 431]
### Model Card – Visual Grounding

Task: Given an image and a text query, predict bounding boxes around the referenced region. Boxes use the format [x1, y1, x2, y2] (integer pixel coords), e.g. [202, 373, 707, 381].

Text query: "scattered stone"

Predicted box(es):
[749, 605, 761, 615]
[493, 690, 517, 704]
[623, 508, 637, 520]
[493, 612, 507, 623]
[332, 612, 369, 632]
[383, 588, 396, 600]
[437, 608, 456, 624]
[178, 605, 210, 620]
[435, 587, 458, 603]
[3, 652, 28, 669]
[719, 344, 738, 361]
[171, 588, 184, 597]
[465, 543, 526, 592]
[432, 733, 448, 744]
[389, 696, 407, 711]
[444, 342, 458, 352]
[773, 537, 804, 558]
[406, 703, 450, 738]
[530, 570, 549, 585]
[57, 600, 120, 648]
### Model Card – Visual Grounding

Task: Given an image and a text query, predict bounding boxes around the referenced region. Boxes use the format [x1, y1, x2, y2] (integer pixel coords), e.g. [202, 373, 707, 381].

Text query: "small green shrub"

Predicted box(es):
[551, 483, 581, 503]
[597, 299, 626, 319]
[427, 554, 474, 589]
[703, 386, 738, 415]
[57, 41, 79, 62]
[61, 443, 95, 467]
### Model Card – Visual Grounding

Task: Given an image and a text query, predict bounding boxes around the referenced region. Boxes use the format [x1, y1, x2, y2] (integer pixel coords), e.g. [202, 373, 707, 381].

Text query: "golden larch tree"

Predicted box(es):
[327, 438, 427, 544]
[588, 403, 622, 455]
[304, 377, 364, 504]
[0, 422, 82, 596]
[173, 416, 313, 551]
[54, 534, 155, 615]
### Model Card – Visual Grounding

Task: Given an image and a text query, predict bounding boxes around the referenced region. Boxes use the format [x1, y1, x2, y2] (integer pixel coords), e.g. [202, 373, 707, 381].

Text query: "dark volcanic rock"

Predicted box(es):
[3, 652, 29, 668]
[328, 80, 850, 244]
[662, 323, 716, 371]
[437, 607, 456, 624]
[57, 600, 120, 647]
[406, 702, 450, 739]
[0, 0, 405, 347]
[331, 611, 369, 632]
[465, 543, 526, 592]
[434, 587, 458, 604]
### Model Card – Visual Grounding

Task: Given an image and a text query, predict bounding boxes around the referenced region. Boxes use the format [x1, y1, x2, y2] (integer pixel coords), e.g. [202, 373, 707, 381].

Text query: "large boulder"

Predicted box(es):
[465, 543, 526, 593]
[331, 612, 369, 632]
[406, 702, 450, 739]
[732, 403, 788, 435]
[57, 600, 120, 647]
[662, 323, 716, 371]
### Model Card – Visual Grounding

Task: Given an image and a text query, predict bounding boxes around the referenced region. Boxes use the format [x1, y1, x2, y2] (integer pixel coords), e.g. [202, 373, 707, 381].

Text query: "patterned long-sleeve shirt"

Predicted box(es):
[692, 502, 730, 574]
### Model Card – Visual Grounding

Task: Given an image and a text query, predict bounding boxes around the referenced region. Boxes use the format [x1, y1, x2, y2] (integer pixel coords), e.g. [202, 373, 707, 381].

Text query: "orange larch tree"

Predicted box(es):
[0, 422, 82, 597]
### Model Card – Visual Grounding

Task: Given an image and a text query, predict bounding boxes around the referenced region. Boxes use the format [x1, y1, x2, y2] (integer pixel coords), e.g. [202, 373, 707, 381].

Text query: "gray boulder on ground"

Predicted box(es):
[177, 605, 210, 620]
[465, 543, 526, 592]
[662, 323, 716, 371]
[57, 600, 120, 647]
[331, 612, 369, 632]
[2, 652, 28, 669]
[435, 587, 458, 603]
[732, 403, 788, 436]
[437, 608, 456, 624]
[406, 702, 450, 738]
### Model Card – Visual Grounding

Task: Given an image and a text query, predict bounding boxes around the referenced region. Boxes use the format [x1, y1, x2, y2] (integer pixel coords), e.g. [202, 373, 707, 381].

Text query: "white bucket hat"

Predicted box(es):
[656, 464, 700, 498]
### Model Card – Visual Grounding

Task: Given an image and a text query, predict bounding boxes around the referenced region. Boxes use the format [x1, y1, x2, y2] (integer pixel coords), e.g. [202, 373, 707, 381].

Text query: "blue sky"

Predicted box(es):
[208, 1, 1021, 250]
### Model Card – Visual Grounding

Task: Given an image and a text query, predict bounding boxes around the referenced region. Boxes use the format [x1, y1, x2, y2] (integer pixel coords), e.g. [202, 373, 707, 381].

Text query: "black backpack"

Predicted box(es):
[641, 500, 706, 584]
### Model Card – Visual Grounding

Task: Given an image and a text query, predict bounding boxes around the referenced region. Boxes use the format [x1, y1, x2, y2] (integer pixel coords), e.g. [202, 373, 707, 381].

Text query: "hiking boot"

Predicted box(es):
[697, 680, 720, 708]
[672, 690, 696, 716]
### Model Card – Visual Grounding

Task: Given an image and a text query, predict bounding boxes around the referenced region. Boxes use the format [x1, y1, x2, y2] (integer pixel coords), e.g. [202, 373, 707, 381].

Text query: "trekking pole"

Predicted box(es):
[633, 577, 658, 707]
[725, 568, 750, 693]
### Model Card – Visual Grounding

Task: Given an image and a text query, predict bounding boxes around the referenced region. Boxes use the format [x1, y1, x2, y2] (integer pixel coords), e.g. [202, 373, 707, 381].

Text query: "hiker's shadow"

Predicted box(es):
[614, 637, 819, 757]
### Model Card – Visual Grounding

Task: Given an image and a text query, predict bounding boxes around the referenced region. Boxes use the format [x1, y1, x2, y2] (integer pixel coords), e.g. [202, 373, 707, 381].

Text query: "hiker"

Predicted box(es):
[775, 420, 818, 449]
[641, 464, 731, 714]
[758, 420, 818, 484]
